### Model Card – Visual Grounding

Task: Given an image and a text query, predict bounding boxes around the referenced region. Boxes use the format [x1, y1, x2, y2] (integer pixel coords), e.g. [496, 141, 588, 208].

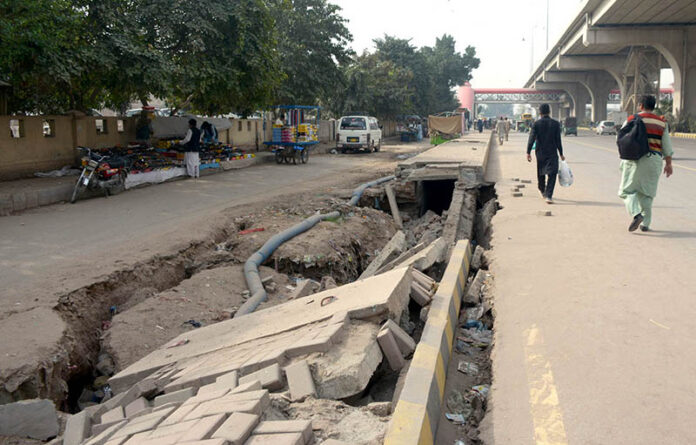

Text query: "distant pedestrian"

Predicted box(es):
[477, 118, 483, 133]
[618, 95, 674, 232]
[201, 121, 218, 144]
[504, 117, 511, 141]
[527, 103, 565, 204]
[496, 117, 506, 145]
[181, 118, 202, 178]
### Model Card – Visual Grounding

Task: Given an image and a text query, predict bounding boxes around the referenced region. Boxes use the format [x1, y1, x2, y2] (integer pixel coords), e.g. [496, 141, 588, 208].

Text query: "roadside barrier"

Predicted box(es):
[385, 239, 472, 445]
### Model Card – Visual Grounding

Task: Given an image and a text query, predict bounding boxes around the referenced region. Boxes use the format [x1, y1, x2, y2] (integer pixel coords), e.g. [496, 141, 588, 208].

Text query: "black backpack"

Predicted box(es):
[617, 114, 649, 160]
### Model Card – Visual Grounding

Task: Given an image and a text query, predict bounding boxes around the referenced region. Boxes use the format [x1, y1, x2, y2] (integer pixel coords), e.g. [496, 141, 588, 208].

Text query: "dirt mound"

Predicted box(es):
[103, 265, 289, 370]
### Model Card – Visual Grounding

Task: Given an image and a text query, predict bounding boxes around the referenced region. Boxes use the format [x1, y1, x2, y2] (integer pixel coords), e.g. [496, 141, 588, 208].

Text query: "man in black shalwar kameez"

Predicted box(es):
[526, 103, 565, 204]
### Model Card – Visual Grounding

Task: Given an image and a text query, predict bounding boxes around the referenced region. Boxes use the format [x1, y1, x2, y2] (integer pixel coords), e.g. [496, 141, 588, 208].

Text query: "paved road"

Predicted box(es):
[0, 142, 427, 311]
[481, 131, 696, 444]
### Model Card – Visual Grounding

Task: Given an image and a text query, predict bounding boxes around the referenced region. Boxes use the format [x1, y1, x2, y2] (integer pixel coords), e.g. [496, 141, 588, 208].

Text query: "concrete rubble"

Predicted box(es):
[0, 398, 59, 440]
[56, 267, 414, 444]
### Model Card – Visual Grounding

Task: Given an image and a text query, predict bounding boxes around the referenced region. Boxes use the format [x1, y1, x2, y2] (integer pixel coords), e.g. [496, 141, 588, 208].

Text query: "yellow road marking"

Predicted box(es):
[572, 139, 696, 172]
[524, 325, 569, 445]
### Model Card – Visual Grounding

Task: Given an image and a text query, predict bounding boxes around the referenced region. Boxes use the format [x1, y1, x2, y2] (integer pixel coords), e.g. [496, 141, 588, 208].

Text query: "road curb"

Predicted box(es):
[672, 132, 696, 140]
[384, 239, 471, 445]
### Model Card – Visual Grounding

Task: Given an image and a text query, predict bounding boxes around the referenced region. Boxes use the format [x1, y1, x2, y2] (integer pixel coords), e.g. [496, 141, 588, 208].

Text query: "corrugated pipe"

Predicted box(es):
[235, 175, 395, 318]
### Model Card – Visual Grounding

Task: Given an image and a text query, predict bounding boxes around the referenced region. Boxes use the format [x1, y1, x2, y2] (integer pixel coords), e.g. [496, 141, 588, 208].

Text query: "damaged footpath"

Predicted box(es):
[0, 133, 498, 445]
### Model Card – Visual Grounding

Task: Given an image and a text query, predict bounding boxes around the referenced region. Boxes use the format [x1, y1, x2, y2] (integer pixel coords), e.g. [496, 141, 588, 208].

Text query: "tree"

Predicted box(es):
[270, 0, 353, 107]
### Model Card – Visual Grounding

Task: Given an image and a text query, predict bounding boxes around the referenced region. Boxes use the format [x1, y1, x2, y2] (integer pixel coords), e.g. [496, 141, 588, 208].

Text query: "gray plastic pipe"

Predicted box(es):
[235, 175, 395, 318]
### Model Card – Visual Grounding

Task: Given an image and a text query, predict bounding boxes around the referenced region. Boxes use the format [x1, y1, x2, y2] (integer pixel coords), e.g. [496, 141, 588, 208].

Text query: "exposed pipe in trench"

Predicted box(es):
[236, 175, 396, 317]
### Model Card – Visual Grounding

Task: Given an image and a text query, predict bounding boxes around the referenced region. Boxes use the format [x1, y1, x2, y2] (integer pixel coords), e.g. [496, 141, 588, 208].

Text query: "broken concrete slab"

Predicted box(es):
[359, 231, 406, 279]
[392, 237, 446, 272]
[109, 267, 412, 393]
[380, 320, 416, 357]
[471, 245, 485, 270]
[384, 184, 403, 229]
[64, 410, 92, 445]
[0, 398, 59, 440]
[442, 186, 477, 255]
[287, 279, 317, 300]
[310, 322, 383, 400]
[464, 269, 485, 305]
[410, 282, 432, 307]
[376, 242, 427, 274]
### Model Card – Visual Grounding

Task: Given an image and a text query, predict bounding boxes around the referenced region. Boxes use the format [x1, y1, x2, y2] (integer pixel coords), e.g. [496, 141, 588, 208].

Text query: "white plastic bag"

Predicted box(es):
[559, 160, 574, 187]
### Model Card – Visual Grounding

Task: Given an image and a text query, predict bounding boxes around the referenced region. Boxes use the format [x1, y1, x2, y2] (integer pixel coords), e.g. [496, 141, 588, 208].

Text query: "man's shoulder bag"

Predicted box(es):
[617, 114, 649, 160]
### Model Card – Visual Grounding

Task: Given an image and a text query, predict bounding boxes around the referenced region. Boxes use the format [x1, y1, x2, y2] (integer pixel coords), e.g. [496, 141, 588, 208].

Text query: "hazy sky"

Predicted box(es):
[332, 0, 583, 88]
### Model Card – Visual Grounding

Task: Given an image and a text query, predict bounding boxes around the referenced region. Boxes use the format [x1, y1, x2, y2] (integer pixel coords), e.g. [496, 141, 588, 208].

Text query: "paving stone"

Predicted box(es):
[284, 360, 316, 402]
[184, 399, 263, 421]
[178, 414, 227, 442]
[253, 420, 312, 444]
[159, 403, 199, 427]
[63, 410, 91, 445]
[216, 371, 239, 388]
[221, 390, 269, 405]
[153, 386, 197, 407]
[0, 399, 59, 440]
[229, 380, 262, 395]
[410, 282, 432, 306]
[84, 404, 110, 424]
[83, 420, 127, 445]
[104, 437, 130, 445]
[100, 406, 125, 424]
[239, 363, 283, 391]
[244, 432, 303, 445]
[178, 440, 228, 445]
[152, 402, 181, 413]
[211, 412, 260, 444]
[124, 397, 150, 418]
[111, 407, 176, 439]
[92, 420, 125, 436]
[381, 320, 416, 357]
[184, 387, 231, 405]
[122, 431, 179, 445]
[376, 329, 405, 371]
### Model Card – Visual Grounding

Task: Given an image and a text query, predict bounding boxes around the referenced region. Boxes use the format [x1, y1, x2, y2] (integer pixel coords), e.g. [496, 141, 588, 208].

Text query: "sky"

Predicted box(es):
[331, 0, 585, 88]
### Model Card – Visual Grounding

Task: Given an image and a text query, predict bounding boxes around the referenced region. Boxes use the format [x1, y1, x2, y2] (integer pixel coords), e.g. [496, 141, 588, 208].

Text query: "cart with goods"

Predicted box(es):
[264, 105, 319, 164]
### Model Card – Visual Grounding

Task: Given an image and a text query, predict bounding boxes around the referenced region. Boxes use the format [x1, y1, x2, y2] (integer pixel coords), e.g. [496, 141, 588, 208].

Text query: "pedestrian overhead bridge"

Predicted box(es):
[524, 0, 696, 122]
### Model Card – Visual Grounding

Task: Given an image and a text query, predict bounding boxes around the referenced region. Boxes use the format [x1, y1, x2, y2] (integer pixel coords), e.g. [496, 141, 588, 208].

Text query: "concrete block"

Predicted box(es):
[84, 403, 110, 424]
[100, 406, 125, 424]
[470, 245, 484, 270]
[92, 419, 125, 436]
[359, 231, 406, 279]
[216, 370, 239, 388]
[104, 437, 130, 445]
[239, 363, 283, 391]
[376, 242, 427, 274]
[285, 336, 330, 357]
[83, 420, 127, 445]
[63, 410, 92, 445]
[319, 322, 346, 344]
[381, 320, 416, 357]
[244, 432, 303, 445]
[178, 440, 228, 445]
[410, 282, 432, 306]
[211, 412, 260, 444]
[285, 360, 316, 401]
[178, 414, 227, 442]
[221, 390, 269, 405]
[412, 269, 435, 289]
[0, 399, 59, 440]
[376, 329, 405, 371]
[464, 269, 485, 305]
[123, 431, 179, 445]
[152, 402, 181, 413]
[253, 420, 312, 444]
[153, 386, 196, 407]
[184, 399, 263, 421]
[229, 379, 262, 395]
[124, 397, 149, 418]
[184, 387, 230, 406]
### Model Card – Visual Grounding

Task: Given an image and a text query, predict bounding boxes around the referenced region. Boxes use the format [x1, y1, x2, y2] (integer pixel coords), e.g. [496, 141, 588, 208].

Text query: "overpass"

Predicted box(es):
[525, 0, 696, 122]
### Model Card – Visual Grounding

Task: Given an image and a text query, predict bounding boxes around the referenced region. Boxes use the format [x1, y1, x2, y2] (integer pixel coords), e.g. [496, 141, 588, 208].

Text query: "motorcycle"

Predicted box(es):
[71, 147, 130, 203]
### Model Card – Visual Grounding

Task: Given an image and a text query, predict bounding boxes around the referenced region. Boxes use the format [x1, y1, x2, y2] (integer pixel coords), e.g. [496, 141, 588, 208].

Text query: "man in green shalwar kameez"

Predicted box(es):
[618, 95, 674, 232]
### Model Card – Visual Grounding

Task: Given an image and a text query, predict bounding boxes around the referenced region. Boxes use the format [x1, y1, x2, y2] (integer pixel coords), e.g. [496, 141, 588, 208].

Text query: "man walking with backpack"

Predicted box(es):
[526, 103, 565, 204]
[618, 95, 674, 232]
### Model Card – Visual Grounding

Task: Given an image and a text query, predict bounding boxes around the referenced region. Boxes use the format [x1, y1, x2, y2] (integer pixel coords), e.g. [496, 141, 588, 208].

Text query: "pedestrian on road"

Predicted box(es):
[496, 117, 506, 145]
[477, 118, 483, 133]
[504, 117, 511, 141]
[619, 95, 674, 232]
[527, 103, 565, 204]
[181, 118, 202, 178]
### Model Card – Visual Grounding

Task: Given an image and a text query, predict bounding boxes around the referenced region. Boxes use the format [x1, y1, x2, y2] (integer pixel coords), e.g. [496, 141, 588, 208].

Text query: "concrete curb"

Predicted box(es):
[384, 240, 471, 445]
[672, 132, 696, 140]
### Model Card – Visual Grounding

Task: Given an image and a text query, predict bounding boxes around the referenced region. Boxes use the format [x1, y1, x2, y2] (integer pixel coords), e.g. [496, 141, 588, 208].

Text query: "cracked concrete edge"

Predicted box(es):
[384, 240, 471, 445]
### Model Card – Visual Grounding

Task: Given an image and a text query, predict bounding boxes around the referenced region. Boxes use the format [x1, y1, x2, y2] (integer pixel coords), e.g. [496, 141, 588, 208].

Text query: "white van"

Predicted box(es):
[337, 116, 382, 153]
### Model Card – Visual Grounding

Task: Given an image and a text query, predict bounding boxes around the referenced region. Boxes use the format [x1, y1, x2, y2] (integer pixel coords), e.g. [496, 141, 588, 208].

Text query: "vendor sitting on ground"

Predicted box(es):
[181, 119, 202, 178]
[201, 121, 218, 144]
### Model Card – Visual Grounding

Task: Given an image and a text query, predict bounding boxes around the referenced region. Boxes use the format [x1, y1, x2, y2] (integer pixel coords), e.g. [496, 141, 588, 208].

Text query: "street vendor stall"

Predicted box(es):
[264, 105, 319, 164]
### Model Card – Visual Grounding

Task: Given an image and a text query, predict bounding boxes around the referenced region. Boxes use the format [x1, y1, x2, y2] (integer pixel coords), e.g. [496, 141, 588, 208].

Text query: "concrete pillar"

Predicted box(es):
[550, 103, 560, 120]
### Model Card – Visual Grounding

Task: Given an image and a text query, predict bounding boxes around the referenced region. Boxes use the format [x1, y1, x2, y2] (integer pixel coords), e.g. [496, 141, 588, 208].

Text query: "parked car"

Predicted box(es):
[336, 116, 382, 153]
[596, 120, 617, 135]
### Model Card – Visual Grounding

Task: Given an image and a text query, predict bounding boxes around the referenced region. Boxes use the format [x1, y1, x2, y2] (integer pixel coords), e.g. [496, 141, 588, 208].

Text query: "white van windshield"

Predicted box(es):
[341, 117, 366, 130]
